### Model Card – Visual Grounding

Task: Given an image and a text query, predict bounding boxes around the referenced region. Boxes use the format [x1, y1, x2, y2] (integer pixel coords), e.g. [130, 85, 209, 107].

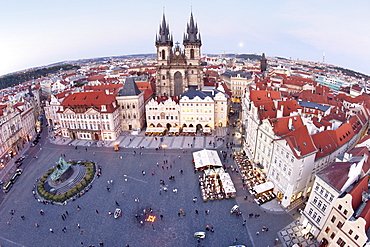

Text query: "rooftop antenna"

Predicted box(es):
[323, 52, 325, 63]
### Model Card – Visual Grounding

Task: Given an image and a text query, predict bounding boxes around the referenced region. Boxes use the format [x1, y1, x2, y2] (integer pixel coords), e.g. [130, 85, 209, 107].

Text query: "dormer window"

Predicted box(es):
[101, 105, 107, 111]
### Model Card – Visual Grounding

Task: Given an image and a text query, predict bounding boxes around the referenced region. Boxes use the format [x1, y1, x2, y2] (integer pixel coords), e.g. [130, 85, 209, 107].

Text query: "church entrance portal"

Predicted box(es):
[174, 71, 183, 96]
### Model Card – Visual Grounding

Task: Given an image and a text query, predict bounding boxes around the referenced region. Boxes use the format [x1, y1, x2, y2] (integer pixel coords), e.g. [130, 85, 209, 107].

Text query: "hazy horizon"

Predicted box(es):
[1, 0, 369, 77]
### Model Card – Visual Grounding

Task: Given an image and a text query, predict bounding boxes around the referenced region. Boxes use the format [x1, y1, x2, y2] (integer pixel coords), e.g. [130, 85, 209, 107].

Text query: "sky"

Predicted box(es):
[1, 0, 370, 77]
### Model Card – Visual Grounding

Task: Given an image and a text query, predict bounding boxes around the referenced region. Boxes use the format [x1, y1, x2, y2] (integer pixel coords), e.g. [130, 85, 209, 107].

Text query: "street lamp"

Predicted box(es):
[161, 145, 167, 156]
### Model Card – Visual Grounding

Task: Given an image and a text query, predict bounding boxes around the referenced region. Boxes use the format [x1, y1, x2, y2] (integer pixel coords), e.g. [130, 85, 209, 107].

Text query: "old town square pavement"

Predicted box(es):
[0, 124, 297, 246]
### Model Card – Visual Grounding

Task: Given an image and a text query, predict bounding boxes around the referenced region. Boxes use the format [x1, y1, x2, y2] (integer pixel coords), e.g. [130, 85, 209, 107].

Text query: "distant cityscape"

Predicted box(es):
[0, 11, 369, 247]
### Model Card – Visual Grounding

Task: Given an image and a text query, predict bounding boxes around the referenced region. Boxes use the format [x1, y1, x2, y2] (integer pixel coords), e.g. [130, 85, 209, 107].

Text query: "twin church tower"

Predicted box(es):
[155, 12, 203, 97]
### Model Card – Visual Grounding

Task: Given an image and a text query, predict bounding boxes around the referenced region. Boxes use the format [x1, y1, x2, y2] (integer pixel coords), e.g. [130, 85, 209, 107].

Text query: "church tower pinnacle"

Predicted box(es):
[155, 11, 203, 97]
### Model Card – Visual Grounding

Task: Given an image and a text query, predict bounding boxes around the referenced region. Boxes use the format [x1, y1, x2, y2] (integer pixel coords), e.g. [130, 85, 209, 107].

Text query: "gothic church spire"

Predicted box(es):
[183, 12, 201, 44]
[156, 13, 173, 45]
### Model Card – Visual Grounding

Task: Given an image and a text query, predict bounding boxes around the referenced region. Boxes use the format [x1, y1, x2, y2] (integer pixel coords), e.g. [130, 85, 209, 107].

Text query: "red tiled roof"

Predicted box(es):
[55, 90, 72, 99]
[348, 176, 368, 210]
[281, 125, 317, 158]
[84, 84, 123, 96]
[359, 200, 370, 231]
[254, 101, 277, 120]
[317, 162, 353, 192]
[348, 147, 370, 174]
[250, 90, 281, 102]
[312, 131, 338, 160]
[143, 89, 153, 102]
[277, 100, 301, 116]
[60, 91, 118, 113]
[327, 122, 355, 147]
[155, 96, 179, 104]
[269, 115, 304, 137]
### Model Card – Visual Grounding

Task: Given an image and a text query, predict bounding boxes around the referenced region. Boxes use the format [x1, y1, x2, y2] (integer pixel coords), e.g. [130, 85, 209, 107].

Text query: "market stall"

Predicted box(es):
[168, 127, 180, 136]
[181, 127, 196, 136]
[234, 153, 276, 204]
[193, 150, 236, 201]
[145, 127, 166, 136]
[193, 150, 223, 171]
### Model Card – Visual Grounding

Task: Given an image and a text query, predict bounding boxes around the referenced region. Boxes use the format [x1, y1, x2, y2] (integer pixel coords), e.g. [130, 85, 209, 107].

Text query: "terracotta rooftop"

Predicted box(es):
[312, 130, 338, 160]
[317, 162, 353, 192]
[60, 91, 117, 113]
[269, 115, 304, 137]
[281, 125, 317, 158]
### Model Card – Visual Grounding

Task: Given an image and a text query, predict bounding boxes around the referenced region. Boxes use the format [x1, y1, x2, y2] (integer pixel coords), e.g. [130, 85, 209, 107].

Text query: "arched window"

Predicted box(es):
[122, 115, 125, 119]
[132, 104, 136, 109]
[160, 112, 165, 119]
[162, 75, 165, 80]
[121, 105, 124, 109]
[127, 104, 130, 109]
[133, 115, 136, 119]
[190, 49, 195, 59]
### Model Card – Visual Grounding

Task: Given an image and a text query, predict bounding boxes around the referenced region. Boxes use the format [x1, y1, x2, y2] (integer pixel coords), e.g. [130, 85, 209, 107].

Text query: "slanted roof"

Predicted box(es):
[312, 131, 338, 160]
[117, 77, 142, 96]
[250, 90, 281, 102]
[348, 176, 368, 210]
[298, 101, 331, 112]
[317, 162, 353, 192]
[327, 122, 355, 147]
[359, 200, 370, 231]
[281, 125, 317, 158]
[192, 150, 222, 169]
[269, 115, 304, 137]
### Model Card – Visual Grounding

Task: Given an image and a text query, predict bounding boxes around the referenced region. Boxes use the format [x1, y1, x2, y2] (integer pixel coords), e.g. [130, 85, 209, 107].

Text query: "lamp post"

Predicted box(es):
[162, 145, 167, 156]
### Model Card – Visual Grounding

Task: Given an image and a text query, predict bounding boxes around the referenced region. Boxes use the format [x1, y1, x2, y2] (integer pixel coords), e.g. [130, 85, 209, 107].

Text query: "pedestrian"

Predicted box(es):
[115, 201, 119, 206]
[256, 231, 260, 235]
[193, 197, 197, 203]
[195, 209, 198, 214]
[77, 223, 80, 229]
[65, 211, 69, 215]
[178, 212, 181, 217]
[160, 215, 163, 220]
[233, 238, 237, 244]
[50, 228, 53, 233]
[62, 215, 65, 221]
[106, 186, 110, 192]
[243, 220, 246, 226]
[77, 205, 81, 210]
[96, 210, 99, 214]
[85, 148, 87, 151]
[205, 209, 210, 215]
[21, 215, 25, 220]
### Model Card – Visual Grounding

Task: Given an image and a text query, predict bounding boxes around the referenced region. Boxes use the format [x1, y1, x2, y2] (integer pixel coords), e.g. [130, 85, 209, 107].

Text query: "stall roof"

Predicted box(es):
[183, 127, 196, 132]
[169, 127, 180, 133]
[253, 182, 274, 194]
[193, 150, 222, 169]
[203, 127, 212, 132]
[146, 127, 166, 133]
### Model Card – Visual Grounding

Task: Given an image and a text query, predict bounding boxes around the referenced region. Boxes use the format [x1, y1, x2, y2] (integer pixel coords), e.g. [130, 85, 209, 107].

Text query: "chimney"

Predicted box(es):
[277, 104, 283, 118]
[288, 117, 293, 131]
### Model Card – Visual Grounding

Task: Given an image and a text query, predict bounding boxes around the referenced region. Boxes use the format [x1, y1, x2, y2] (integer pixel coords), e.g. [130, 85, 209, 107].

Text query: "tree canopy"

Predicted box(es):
[0, 64, 80, 89]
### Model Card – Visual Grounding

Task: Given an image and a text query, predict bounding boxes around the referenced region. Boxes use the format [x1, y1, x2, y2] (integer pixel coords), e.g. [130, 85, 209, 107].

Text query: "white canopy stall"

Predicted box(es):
[219, 172, 236, 198]
[192, 150, 223, 170]
[253, 181, 274, 194]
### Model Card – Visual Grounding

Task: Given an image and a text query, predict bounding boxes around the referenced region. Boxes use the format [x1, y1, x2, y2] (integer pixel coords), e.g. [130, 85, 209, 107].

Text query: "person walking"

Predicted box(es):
[96, 210, 99, 214]
[50, 228, 54, 233]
